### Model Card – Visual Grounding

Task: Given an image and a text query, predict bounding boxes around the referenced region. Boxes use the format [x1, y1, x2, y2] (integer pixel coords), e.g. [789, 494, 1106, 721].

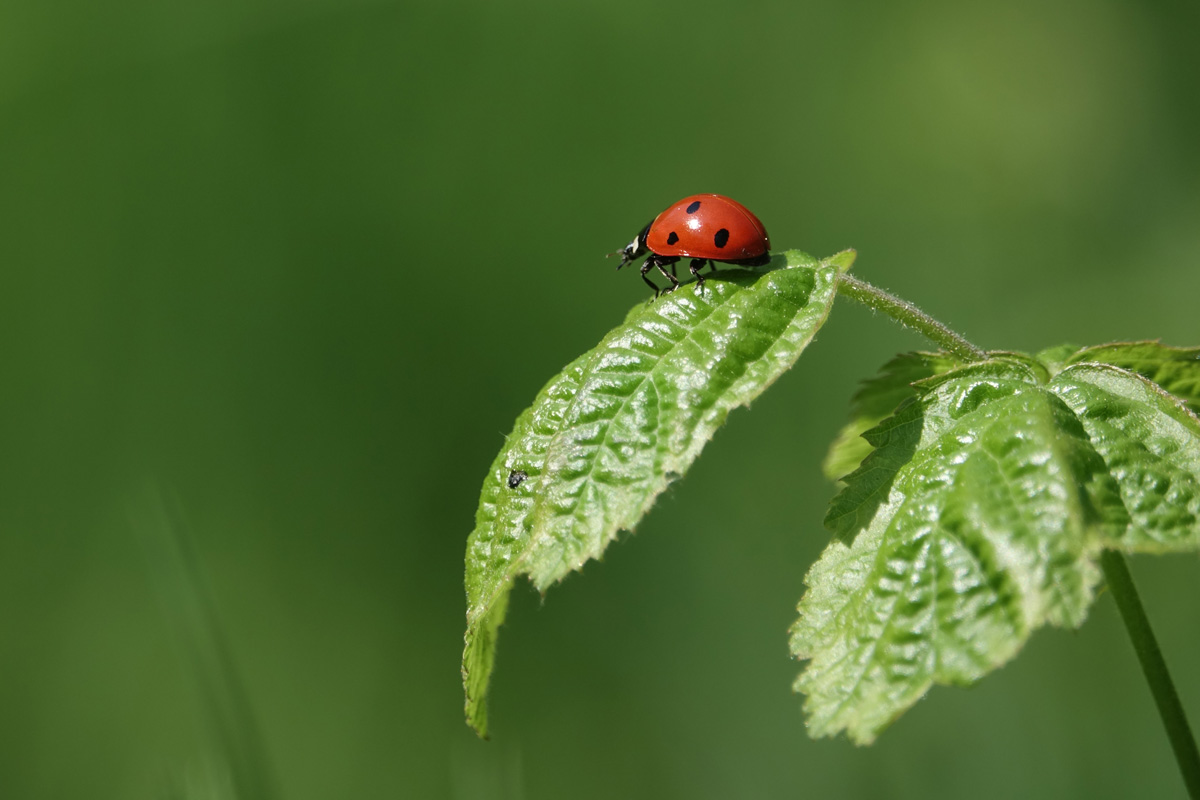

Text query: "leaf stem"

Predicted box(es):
[1100, 550, 1200, 799]
[836, 274, 988, 362]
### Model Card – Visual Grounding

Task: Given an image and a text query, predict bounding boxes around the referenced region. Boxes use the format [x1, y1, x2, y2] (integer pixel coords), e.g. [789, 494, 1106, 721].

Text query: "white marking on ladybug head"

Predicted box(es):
[623, 233, 642, 258]
[612, 221, 652, 270]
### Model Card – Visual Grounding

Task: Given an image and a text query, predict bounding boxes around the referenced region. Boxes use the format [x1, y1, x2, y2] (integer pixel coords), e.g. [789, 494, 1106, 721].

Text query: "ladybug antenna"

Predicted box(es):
[607, 249, 630, 269]
[610, 221, 652, 271]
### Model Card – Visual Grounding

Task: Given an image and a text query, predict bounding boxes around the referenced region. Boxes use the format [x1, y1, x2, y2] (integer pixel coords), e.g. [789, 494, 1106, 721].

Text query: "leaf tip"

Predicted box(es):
[463, 682, 491, 739]
[781, 249, 818, 269]
[462, 587, 512, 739]
[827, 249, 857, 274]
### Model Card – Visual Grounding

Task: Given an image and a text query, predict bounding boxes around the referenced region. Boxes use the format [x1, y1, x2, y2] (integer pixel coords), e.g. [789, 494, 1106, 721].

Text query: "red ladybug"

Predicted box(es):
[614, 194, 771, 297]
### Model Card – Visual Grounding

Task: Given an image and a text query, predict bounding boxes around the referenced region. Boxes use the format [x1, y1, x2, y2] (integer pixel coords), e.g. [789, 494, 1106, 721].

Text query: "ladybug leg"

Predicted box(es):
[689, 259, 708, 291]
[641, 254, 679, 298]
[639, 260, 660, 296]
[654, 256, 681, 295]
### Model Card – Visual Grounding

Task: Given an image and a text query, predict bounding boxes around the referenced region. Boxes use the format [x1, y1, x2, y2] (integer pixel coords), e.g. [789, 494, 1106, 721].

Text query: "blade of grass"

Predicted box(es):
[134, 485, 280, 800]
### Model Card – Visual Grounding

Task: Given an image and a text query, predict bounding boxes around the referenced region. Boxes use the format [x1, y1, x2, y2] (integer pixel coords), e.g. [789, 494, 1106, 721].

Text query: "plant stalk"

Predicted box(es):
[1101, 550, 1200, 799]
[836, 274, 988, 362]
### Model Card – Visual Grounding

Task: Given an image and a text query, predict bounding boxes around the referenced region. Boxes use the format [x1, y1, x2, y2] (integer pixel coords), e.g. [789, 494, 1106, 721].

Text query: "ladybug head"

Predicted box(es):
[611, 221, 651, 271]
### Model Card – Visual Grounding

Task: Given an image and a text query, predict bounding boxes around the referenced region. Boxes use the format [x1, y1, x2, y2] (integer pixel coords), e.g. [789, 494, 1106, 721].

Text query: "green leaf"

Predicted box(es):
[794, 348, 1200, 744]
[1063, 341, 1200, 414]
[822, 351, 963, 483]
[793, 359, 1126, 744]
[463, 249, 850, 736]
[1049, 363, 1200, 553]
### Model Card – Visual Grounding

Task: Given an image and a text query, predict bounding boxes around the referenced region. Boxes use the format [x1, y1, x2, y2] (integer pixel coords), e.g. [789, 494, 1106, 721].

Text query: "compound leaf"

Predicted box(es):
[793, 359, 1127, 744]
[464, 249, 851, 736]
[794, 346, 1200, 745]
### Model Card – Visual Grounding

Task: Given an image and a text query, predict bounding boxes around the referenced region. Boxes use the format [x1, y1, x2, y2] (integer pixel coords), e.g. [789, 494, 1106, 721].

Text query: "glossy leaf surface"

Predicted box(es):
[1050, 363, 1200, 553]
[1063, 341, 1200, 414]
[793, 356, 1200, 744]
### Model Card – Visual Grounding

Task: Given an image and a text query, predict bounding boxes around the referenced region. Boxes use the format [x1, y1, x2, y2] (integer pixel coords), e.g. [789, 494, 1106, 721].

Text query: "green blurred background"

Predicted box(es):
[2, 0, 1198, 797]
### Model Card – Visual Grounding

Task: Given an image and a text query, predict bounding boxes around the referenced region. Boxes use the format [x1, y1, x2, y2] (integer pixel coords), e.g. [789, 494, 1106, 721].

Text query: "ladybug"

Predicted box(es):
[613, 194, 771, 297]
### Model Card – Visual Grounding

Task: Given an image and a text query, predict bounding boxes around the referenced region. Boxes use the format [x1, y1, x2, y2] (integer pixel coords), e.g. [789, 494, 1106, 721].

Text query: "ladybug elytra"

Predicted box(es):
[613, 194, 771, 297]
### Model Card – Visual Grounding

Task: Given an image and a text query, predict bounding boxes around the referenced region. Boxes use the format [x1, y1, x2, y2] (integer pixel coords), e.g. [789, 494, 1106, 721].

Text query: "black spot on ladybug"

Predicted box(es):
[686, 200, 701, 214]
[666, 231, 680, 245]
[507, 469, 528, 489]
[713, 228, 730, 248]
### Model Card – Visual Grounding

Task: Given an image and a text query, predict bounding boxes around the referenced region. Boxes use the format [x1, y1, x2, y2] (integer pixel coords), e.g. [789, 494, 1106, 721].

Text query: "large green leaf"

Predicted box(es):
[794, 360, 1108, 743]
[463, 249, 853, 736]
[792, 354, 1200, 744]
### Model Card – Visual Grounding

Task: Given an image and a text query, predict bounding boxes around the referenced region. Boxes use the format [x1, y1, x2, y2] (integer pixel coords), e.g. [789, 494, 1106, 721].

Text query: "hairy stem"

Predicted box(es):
[1101, 550, 1200, 799]
[836, 274, 988, 362]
